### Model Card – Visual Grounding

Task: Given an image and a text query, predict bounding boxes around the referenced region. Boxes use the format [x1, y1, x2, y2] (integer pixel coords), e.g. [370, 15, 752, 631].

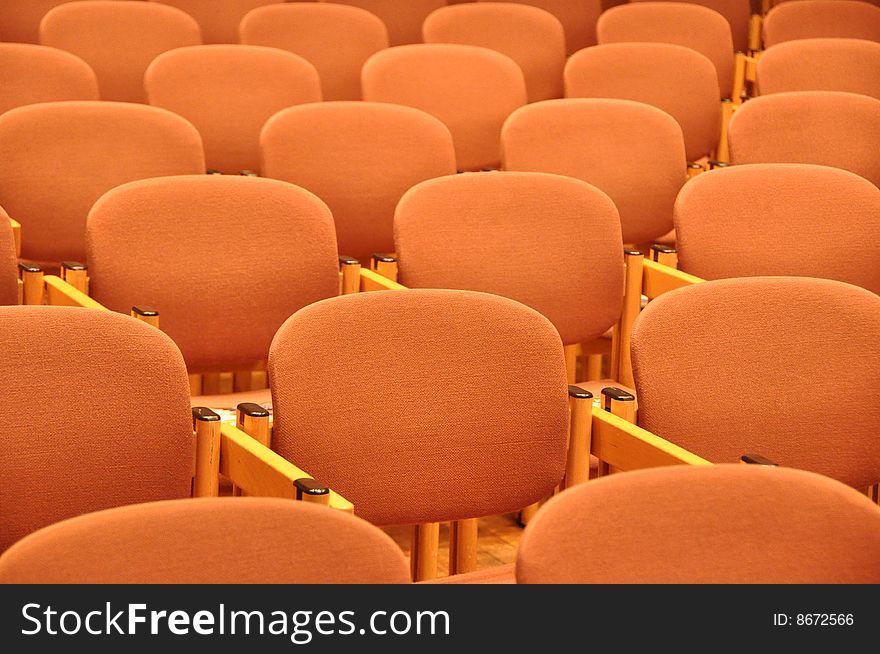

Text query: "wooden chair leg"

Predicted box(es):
[449, 518, 478, 576]
[564, 386, 594, 489]
[339, 256, 361, 295]
[610, 250, 644, 388]
[371, 253, 399, 282]
[564, 344, 579, 384]
[233, 371, 253, 392]
[19, 263, 44, 306]
[192, 407, 221, 497]
[585, 354, 602, 381]
[202, 373, 221, 395]
[189, 373, 203, 396]
[411, 522, 440, 582]
[602, 387, 637, 473]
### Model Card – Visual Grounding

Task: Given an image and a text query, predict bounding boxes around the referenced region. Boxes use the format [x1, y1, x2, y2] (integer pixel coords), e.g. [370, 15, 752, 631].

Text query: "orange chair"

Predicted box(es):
[240, 2, 388, 101]
[480, 0, 602, 54]
[565, 43, 721, 164]
[763, 0, 880, 46]
[631, 277, 880, 491]
[597, 3, 736, 101]
[0, 498, 410, 583]
[85, 175, 340, 398]
[39, 1, 201, 103]
[502, 99, 688, 246]
[0, 101, 205, 269]
[728, 91, 880, 187]
[423, 2, 566, 102]
[0, 209, 18, 306]
[362, 44, 527, 171]
[756, 38, 880, 100]
[147, 0, 279, 44]
[320, 0, 446, 46]
[518, 465, 880, 583]
[0, 0, 72, 43]
[631, 0, 753, 52]
[261, 102, 457, 262]
[0, 43, 99, 115]
[146, 45, 320, 175]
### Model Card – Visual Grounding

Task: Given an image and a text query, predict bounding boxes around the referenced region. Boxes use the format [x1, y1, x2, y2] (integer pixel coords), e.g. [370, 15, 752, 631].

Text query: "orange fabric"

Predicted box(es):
[0, 101, 205, 267]
[261, 102, 457, 262]
[87, 175, 339, 370]
[565, 43, 720, 161]
[502, 98, 686, 244]
[147, 0, 279, 44]
[728, 91, 880, 188]
[363, 44, 526, 171]
[479, 0, 602, 54]
[394, 172, 623, 346]
[0, 44, 99, 115]
[0, 1, 72, 43]
[631, 277, 880, 490]
[146, 45, 321, 175]
[0, 307, 194, 553]
[763, 0, 880, 46]
[597, 3, 735, 99]
[632, 0, 751, 51]
[518, 465, 880, 583]
[0, 208, 17, 306]
[269, 290, 569, 526]
[0, 498, 411, 583]
[423, 3, 566, 102]
[757, 38, 880, 100]
[240, 3, 388, 101]
[40, 1, 201, 103]
[675, 163, 880, 294]
[320, 0, 446, 46]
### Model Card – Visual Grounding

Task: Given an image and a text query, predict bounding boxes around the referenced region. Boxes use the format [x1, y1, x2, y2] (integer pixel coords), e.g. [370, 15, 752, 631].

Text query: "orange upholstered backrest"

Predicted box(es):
[0, 306, 194, 553]
[674, 164, 880, 294]
[728, 91, 880, 188]
[269, 290, 569, 526]
[631, 0, 751, 51]
[0, 101, 205, 267]
[261, 102, 457, 262]
[147, 0, 279, 44]
[240, 3, 389, 101]
[319, 0, 446, 46]
[146, 45, 321, 175]
[479, 0, 602, 54]
[0, 498, 411, 583]
[565, 43, 720, 161]
[423, 3, 566, 102]
[763, 0, 880, 46]
[757, 38, 880, 100]
[0, 1, 73, 43]
[87, 175, 339, 370]
[631, 277, 880, 490]
[362, 44, 527, 171]
[518, 465, 880, 583]
[395, 172, 623, 345]
[0, 208, 17, 306]
[40, 1, 201, 103]
[0, 44, 99, 115]
[597, 3, 735, 99]
[502, 98, 687, 244]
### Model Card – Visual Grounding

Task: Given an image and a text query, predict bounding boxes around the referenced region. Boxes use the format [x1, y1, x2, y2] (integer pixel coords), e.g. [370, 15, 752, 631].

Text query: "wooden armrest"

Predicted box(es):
[359, 267, 407, 292]
[9, 217, 21, 258]
[591, 407, 711, 471]
[219, 422, 354, 513]
[642, 259, 704, 300]
[43, 275, 107, 310]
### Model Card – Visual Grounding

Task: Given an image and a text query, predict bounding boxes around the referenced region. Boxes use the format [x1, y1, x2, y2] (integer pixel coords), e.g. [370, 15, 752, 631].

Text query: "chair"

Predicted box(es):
[320, 0, 446, 46]
[517, 465, 880, 583]
[362, 44, 527, 171]
[630, 277, 880, 492]
[597, 2, 736, 101]
[0, 43, 99, 115]
[0, 0, 71, 43]
[502, 99, 688, 245]
[756, 38, 880, 100]
[0, 209, 18, 306]
[240, 2, 389, 101]
[728, 91, 880, 187]
[0, 498, 410, 583]
[39, 1, 201, 103]
[423, 2, 567, 102]
[147, 0, 280, 44]
[565, 43, 721, 163]
[479, 1, 603, 54]
[260, 102, 457, 263]
[762, 0, 880, 46]
[0, 101, 206, 269]
[145, 45, 321, 175]
[673, 164, 880, 295]
[631, 0, 753, 52]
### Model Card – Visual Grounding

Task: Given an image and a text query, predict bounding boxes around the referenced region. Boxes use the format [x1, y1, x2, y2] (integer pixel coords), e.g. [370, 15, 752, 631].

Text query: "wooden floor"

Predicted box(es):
[382, 513, 524, 577]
